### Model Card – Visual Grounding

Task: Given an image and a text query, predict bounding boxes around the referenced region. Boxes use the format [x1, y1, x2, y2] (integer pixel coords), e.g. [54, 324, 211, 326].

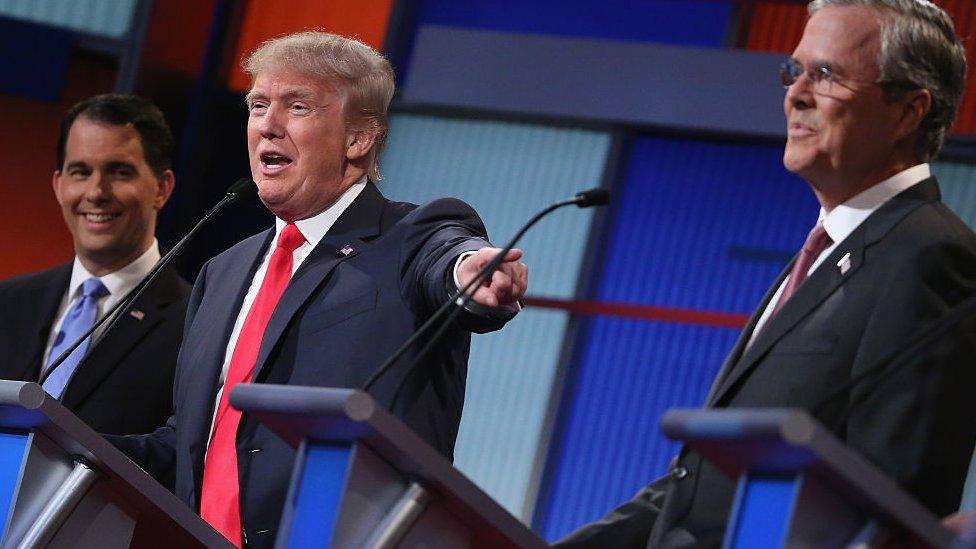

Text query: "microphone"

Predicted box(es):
[39, 178, 257, 390]
[574, 188, 609, 208]
[361, 188, 609, 393]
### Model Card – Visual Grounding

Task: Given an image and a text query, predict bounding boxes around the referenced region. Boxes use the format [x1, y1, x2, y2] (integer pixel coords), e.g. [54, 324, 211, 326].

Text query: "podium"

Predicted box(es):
[661, 408, 953, 548]
[230, 384, 547, 548]
[0, 380, 230, 548]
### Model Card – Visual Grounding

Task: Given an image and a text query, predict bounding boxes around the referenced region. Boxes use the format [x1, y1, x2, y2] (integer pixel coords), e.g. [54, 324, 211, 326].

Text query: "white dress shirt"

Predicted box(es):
[747, 163, 931, 346]
[42, 239, 162, 370]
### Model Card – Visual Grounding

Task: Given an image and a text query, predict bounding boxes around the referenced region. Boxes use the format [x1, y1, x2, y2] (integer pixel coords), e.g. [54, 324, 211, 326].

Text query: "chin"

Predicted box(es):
[783, 150, 811, 175]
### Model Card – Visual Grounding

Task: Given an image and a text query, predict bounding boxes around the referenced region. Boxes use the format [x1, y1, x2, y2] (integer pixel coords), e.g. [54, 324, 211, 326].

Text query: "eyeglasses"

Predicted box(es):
[779, 57, 856, 95]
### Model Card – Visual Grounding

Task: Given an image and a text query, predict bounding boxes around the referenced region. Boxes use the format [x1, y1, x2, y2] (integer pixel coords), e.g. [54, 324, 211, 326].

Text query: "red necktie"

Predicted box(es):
[770, 221, 832, 318]
[200, 223, 305, 547]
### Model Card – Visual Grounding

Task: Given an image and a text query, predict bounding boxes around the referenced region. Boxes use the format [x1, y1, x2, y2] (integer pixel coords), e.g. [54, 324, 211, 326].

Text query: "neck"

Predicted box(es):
[77, 240, 153, 277]
[809, 160, 918, 213]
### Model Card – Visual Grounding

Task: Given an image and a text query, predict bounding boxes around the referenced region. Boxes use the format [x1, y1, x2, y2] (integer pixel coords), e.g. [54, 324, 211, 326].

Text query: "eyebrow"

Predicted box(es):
[63, 160, 138, 172]
[245, 87, 319, 105]
[63, 160, 90, 171]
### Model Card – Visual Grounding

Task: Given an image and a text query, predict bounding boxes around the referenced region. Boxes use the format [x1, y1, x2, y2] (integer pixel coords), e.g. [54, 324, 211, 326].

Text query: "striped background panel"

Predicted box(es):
[737, 0, 976, 134]
[0, 0, 135, 37]
[535, 135, 819, 540]
[416, 0, 733, 47]
[935, 161, 976, 227]
[379, 112, 611, 518]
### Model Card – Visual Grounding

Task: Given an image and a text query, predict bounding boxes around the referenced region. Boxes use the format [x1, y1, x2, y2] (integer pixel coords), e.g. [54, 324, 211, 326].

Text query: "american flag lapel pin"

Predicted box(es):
[129, 309, 145, 321]
[837, 252, 852, 275]
[339, 245, 355, 256]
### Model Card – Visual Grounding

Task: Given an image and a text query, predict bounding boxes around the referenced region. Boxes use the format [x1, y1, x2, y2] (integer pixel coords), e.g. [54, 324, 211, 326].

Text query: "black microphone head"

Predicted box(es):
[574, 188, 609, 208]
[226, 178, 257, 200]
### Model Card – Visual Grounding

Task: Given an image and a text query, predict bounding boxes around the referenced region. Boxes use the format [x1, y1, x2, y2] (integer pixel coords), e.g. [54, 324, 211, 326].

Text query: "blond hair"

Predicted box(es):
[244, 32, 395, 180]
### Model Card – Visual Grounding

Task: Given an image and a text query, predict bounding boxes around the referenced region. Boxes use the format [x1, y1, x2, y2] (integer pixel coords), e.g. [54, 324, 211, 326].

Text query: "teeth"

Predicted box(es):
[85, 213, 118, 222]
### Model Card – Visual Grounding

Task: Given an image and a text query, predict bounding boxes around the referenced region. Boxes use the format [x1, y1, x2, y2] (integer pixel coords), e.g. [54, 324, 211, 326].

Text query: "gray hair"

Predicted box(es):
[807, 0, 965, 161]
[243, 31, 395, 180]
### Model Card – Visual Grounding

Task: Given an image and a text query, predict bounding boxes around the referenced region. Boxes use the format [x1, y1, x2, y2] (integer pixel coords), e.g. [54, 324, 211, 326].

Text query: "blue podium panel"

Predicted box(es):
[282, 442, 353, 548]
[535, 135, 818, 540]
[726, 474, 798, 549]
[0, 431, 30, 540]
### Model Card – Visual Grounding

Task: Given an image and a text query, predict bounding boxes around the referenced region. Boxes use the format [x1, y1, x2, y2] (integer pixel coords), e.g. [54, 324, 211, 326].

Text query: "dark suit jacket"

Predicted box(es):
[111, 183, 510, 548]
[558, 178, 976, 548]
[0, 262, 190, 435]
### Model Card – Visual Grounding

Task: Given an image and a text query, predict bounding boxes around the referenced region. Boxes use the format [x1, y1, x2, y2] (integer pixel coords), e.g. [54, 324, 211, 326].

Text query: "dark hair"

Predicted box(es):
[56, 94, 174, 177]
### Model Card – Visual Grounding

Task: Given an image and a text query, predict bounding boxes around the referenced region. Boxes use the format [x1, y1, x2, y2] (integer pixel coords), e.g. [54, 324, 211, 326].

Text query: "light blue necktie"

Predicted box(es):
[42, 278, 109, 399]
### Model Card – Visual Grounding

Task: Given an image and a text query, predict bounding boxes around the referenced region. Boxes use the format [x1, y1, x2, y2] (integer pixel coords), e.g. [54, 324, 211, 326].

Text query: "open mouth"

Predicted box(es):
[260, 152, 293, 171]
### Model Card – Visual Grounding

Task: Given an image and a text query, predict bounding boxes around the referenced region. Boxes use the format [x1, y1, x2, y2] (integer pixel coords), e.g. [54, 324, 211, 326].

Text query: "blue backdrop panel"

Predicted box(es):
[380, 113, 611, 518]
[535, 136, 819, 540]
[538, 318, 739, 540]
[0, 0, 135, 38]
[0, 16, 71, 100]
[417, 0, 732, 47]
[598, 137, 816, 310]
[934, 161, 976, 228]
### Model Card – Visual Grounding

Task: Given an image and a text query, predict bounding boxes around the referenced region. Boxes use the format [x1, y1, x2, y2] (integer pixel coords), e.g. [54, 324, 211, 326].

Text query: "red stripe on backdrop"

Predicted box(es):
[522, 296, 750, 329]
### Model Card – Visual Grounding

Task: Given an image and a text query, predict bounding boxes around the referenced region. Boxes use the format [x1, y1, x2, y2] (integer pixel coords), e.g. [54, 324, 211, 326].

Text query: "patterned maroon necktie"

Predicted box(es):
[769, 221, 832, 319]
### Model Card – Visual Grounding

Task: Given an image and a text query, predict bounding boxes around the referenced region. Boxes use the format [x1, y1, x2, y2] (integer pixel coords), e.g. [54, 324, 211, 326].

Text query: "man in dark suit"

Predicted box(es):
[110, 32, 528, 547]
[558, 1, 976, 547]
[0, 94, 189, 436]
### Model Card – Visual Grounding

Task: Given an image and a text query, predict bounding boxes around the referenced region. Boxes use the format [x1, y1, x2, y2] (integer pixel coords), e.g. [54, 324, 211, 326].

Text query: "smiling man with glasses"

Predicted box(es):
[557, 1, 976, 547]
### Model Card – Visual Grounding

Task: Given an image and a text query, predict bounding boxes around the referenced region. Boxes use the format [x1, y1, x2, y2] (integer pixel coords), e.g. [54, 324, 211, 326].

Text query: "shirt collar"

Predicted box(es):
[68, 239, 161, 299]
[273, 177, 367, 248]
[819, 163, 930, 244]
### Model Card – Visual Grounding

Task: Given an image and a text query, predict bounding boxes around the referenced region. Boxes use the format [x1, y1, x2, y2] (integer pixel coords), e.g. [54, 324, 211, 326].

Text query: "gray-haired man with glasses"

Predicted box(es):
[557, 1, 976, 547]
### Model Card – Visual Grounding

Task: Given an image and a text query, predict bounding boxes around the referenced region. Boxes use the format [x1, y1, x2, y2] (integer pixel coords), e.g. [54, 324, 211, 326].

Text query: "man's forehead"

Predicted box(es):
[795, 6, 881, 70]
[65, 120, 147, 162]
[247, 71, 342, 100]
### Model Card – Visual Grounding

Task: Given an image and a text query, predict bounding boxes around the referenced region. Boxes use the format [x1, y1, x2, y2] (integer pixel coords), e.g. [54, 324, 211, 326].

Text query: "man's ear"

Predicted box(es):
[895, 88, 932, 142]
[154, 170, 175, 210]
[52, 171, 64, 205]
[346, 130, 377, 162]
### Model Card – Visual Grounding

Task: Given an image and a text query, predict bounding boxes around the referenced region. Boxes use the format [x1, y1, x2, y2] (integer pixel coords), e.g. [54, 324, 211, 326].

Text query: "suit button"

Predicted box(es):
[672, 466, 689, 480]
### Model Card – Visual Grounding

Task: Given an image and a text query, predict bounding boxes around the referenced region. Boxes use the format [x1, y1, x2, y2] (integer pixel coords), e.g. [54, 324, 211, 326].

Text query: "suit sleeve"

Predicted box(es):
[845, 237, 976, 517]
[399, 197, 510, 333]
[554, 475, 671, 548]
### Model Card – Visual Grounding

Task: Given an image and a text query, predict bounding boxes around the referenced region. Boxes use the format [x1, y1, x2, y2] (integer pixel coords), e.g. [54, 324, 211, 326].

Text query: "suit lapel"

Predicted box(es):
[708, 178, 940, 405]
[59, 268, 183, 411]
[251, 183, 386, 383]
[704, 264, 791, 405]
[183, 231, 274, 447]
[8, 266, 72, 382]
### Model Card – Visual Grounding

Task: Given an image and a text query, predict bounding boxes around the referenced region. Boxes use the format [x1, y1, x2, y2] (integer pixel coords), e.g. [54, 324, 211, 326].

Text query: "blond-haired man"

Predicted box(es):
[112, 32, 526, 547]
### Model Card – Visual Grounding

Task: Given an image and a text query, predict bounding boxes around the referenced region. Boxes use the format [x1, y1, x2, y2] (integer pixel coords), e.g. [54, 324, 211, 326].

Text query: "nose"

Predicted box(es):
[257, 103, 286, 139]
[83, 172, 111, 204]
[784, 73, 814, 111]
